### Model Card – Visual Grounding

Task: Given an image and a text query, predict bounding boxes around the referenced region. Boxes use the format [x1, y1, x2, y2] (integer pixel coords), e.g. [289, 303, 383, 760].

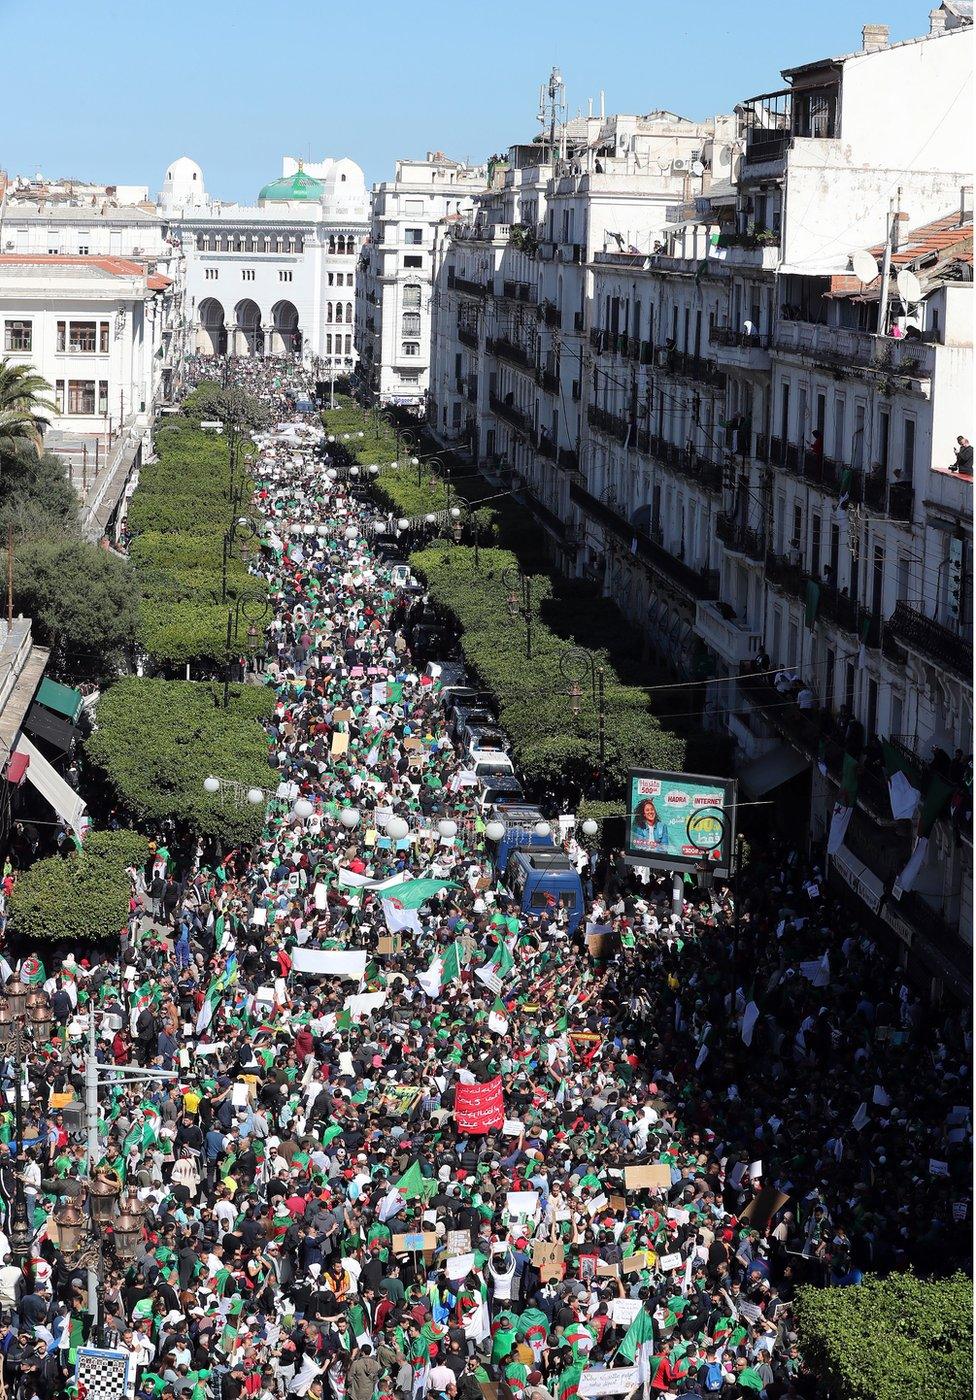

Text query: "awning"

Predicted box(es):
[12, 735, 87, 839]
[833, 844, 884, 914]
[738, 744, 810, 799]
[5, 753, 29, 785]
[35, 677, 83, 724]
[24, 702, 77, 754]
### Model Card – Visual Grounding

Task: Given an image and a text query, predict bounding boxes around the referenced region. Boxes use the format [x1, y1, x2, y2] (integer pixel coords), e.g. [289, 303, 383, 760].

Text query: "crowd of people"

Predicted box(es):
[0, 360, 969, 1400]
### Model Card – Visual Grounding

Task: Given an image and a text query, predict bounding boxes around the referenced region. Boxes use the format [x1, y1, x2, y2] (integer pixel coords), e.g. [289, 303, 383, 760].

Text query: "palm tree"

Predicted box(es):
[0, 359, 56, 467]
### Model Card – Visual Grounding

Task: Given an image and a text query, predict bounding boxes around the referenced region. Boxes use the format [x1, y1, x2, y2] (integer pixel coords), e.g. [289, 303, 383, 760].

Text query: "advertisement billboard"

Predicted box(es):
[625, 769, 736, 876]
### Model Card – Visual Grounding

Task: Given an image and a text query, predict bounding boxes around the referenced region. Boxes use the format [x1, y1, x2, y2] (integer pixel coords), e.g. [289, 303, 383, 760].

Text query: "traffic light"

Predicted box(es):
[947, 536, 964, 623]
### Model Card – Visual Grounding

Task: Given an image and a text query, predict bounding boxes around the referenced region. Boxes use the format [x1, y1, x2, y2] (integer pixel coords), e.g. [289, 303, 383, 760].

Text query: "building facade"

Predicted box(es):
[355, 153, 486, 407]
[427, 14, 974, 993]
[160, 155, 369, 371]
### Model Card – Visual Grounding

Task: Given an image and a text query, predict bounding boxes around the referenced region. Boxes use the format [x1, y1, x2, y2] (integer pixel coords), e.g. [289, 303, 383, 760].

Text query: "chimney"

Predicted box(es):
[861, 23, 890, 51]
[929, 6, 947, 34]
[961, 184, 973, 226]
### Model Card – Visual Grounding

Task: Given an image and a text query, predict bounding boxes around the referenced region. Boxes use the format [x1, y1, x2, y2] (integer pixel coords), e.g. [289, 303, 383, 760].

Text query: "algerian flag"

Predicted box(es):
[417, 941, 463, 998]
[396, 1161, 434, 1200]
[383, 899, 423, 937]
[894, 835, 929, 895]
[476, 939, 514, 992]
[826, 800, 853, 856]
[219, 1295, 244, 1354]
[883, 742, 922, 822]
[741, 1001, 760, 1047]
[196, 980, 222, 1033]
[488, 998, 509, 1035]
[556, 1362, 583, 1400]
[617, 1308, 655, 1380]
[381, 877, 458, 908]
[21, 955, 45, 987]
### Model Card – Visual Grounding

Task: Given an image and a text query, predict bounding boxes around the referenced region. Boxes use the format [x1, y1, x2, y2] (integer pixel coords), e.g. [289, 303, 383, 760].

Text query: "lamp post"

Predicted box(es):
[221, 515, 259, 603]
[502, 566, 535, 660]
[451, 506, 481, 566]
[559, 646, 606, 772]
[0, 982, 52, 1261]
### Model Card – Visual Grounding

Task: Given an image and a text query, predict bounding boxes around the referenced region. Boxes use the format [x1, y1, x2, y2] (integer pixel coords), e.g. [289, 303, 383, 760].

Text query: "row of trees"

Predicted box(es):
[409, 544, 686, 791]
[129, 386, 268, 671]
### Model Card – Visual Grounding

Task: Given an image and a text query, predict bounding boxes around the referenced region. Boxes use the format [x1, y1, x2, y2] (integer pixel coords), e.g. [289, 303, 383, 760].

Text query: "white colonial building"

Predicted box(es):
[355, 153, 486, 406]
[160, 154, 369, 370]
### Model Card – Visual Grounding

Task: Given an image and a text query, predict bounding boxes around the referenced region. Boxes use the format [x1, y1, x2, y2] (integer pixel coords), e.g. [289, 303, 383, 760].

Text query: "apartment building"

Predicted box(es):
[356, 153, 485, 407]
[427, 9, 974, 995]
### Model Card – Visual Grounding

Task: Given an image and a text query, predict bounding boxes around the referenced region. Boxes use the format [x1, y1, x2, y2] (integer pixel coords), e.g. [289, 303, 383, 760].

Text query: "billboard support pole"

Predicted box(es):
[671, 870, 684, 918]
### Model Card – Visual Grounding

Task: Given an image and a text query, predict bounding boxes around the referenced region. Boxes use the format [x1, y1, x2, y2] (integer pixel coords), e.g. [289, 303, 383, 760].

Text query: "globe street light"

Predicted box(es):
[293, 797, 314, 820]
[485, 820, 506, 843]
[581, 817, 599, 838]
[387, 816, 410, 841]
[339, 807, 361, 829]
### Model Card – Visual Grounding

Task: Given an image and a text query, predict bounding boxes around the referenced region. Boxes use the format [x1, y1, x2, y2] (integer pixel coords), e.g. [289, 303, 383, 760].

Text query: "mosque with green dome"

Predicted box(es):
[160, 155, 369, 366]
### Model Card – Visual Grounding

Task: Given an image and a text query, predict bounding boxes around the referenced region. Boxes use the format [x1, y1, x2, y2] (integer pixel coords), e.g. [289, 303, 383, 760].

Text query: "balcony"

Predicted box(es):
[570, 481, 720, 600]
[558, 445, 580, 473]
[573, 311, 585, 334]
[465, 376, 478, 404]
[711, 235, 780, 270]
[695, 600, 763, 665]
[536, 365, 559, 394]
[774, 321, 934, 382]
[886, 600, 972, 683]
[560, 243, 585, 264]
[489, 392, 529, 434]
[716, 513, 765, 563]
[648, 435, 724, 492]
[863, 473, 915, 521]
[709, 324, 772, 373]
[458, 325, 478, 350]
[657, 348, 726, 390]
[589, 328, 606, 354]
[767, 438, 866, 502]
[451, 272, 490, 298]
[537, 432, 557, 461]
[487, 335, 534, 373]
[587, 402, 632, 447]
[538, 300, 561, 330]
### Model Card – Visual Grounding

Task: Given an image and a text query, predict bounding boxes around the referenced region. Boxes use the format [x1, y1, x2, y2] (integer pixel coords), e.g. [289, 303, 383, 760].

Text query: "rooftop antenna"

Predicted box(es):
[539, 66, 567, 162]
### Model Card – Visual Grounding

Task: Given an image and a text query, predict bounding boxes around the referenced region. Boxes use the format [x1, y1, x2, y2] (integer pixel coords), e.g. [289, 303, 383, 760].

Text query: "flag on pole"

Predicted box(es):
[417, 941, 464, 997]
[617, 1307, 655, 1380]
[219, 1295, 245, 1355]
[488, 998, 509, 1034]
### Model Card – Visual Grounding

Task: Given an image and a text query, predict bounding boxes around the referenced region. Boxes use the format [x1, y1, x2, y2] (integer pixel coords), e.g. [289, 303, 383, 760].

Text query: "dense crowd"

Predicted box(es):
[0, 360, 969, 1400]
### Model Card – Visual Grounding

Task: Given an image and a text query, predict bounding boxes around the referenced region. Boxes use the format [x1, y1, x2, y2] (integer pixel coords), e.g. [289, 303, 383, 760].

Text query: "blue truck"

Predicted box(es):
[487, 804, 585, 931]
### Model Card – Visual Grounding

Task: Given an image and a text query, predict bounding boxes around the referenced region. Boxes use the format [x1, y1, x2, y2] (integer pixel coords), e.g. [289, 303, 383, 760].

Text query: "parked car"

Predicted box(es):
[449, 704, 496, 745]
[464, 724, 510, 755]
[469, 748, 515, 781]
[477, 774, 526, 811]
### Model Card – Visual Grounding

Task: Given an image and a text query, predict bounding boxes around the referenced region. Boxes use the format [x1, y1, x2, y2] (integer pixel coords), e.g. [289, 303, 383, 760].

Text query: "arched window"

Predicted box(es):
[326, 303, 333, 323]
[346, 302, 353, 322]
[329, 236, 336, 254]
[403, 283, 421, 309]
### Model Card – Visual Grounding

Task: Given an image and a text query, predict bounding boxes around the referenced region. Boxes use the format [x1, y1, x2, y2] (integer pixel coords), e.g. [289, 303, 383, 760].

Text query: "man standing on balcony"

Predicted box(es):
[951, 435, 972, 473]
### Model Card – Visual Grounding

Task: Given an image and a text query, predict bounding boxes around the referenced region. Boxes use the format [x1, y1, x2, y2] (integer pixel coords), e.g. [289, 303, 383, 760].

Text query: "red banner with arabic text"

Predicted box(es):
[454, 1076, 505, 1134]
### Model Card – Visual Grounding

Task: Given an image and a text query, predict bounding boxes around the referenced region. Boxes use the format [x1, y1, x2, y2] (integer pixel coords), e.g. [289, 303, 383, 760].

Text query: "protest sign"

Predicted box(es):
[392, 1232, 437, 1253]
[929, 1159, 950, 1177]
[377, 935, 402, 955]
[596, 1261, 621, 1279]
[506, 1191, 539, 1219]
[621, 1252, 650, 1273]
[624, 1164, 672, 1191]
[447, 1230, 471, 1256]
[455, 1076, 505, 1134]
[585, 932, 611, 960]
[952, 1201, 968, 1221]
[578, 1369, 638, 1397]
[738, 1302, 762, 1324]
[447, 1252, 475, 1279]
[503, 1120, 524, 1137]
[290, 948, 367, 979]
[609, 1299, 643, 1326]
[531, 1240, 564, 1281]
[330, 732, 349, 756]
[739, 1187, 790, 1230]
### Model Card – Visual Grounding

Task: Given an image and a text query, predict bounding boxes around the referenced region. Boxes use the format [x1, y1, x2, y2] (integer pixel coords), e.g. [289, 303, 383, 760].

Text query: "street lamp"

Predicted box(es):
[485, 819, 506, 842]
[581, 817, 599, 839]
[502, 566, 534, 660]
[559, 647, 606, 773]
[339, 807, 361, 829]
[0, 981, 53, 1260]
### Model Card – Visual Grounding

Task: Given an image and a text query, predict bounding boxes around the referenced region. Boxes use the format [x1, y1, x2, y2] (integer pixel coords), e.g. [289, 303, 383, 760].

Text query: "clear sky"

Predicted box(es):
[2, 0, 937, 201]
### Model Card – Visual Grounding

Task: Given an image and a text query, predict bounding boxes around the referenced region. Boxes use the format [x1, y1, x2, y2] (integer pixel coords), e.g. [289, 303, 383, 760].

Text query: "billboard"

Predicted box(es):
[625, 768, 736, 876]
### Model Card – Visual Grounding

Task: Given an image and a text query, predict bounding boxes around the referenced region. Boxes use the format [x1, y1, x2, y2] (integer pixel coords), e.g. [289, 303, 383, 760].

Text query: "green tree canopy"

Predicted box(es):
[179, 381, 271, 431]
[8, 829, 149, 944]
[795, 1272, 973, 1400]
[14, 537, 140, 679]
[85, 678, 275, 845]
[0, 443, 78, 540]
[0, 358, 56, 467]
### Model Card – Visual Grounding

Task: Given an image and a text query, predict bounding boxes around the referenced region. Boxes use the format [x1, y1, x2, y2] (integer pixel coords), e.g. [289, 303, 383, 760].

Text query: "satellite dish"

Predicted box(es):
[690, 160, 705, 176]
[896, 269, 923, 304]
[851, 250, 880, 284]
[715, 145, 732, 168]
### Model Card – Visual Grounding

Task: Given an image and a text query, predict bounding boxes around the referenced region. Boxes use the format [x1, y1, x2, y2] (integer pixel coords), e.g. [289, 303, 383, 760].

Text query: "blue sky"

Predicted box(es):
[3, 0, 933, 201]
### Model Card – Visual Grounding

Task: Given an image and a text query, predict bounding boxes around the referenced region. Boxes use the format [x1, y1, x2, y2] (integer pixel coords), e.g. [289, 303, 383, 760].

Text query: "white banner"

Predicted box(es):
[290, 948, 367, 978]
[578, 1368, 639, 1396]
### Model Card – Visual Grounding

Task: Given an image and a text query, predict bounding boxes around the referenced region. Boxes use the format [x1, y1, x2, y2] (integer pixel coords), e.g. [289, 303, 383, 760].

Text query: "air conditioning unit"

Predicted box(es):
[672, 158, 688, 172]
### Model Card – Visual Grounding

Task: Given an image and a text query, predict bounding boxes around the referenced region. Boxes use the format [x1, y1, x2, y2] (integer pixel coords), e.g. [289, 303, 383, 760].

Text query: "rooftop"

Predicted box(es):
[830, 210, 973, 297]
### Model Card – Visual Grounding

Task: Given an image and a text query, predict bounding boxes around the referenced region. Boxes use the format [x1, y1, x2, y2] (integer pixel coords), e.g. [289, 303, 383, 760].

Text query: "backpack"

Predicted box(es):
[703, 1361, 725, 1391]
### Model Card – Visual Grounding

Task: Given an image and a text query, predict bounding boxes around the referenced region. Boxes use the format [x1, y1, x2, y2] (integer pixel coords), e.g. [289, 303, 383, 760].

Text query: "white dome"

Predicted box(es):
[321, 157, 368, 218]
[160, 156, 206, 208]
